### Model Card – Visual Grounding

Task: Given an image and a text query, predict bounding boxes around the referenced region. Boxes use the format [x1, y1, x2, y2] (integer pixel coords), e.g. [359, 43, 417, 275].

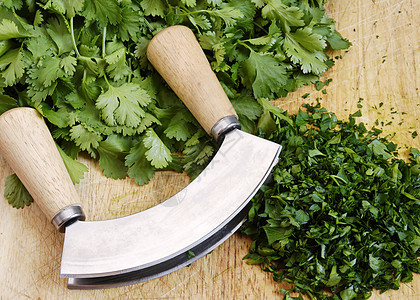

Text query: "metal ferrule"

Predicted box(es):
[210, 116, 241, 141]
[52, 205, 86, 232]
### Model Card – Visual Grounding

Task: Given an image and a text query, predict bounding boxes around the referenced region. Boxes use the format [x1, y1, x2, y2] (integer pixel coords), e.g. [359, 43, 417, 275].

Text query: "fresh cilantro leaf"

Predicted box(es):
[60, 55, 77, 75]
[211, 5, 244, 27]
[164, 111, 195, 142]
[46, 16, 74, 55]
[42, 0, 85, 18]
[0, 19, 31, 40]
[117, 5, 141, 42]
[2, 0, 23, 10]
[231, 92, 263, 121]
[134, 37, 150, 69]
[26, 28, 55, 58]
[143, 128, 172, 168]
[283, 29, 328, 75]
[181, 0, 196, 7]
[250, 0, 265, 8]
[183, 143, 214, 179]
[0, 94, 18, 114]
[327, 29, 352, 50]
[125, 138, 155, 185]
[188, 14, 212, 31]
[56, 144, 88, 184]
[207, 0, 223, 6]
[104, 47, 131, 81]
[28, 56, 63, 87]
[96, 82, 152, 127]
[0, 48, 25, 86]
[241, 51, 287, 98]
[33, 10, 44, 26]
[4, 173, 33, 208]
[69, 124, 102, 156]
[261, 0, 305, 28]
[140, 0, 166, 17]
[82, 0, 122, 25]
[97, 135, 131, 179]
[41, 104, 74, 128]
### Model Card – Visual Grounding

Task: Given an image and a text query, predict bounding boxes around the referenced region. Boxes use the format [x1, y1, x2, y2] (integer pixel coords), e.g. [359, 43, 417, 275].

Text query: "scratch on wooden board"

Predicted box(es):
[329, 0, 411, 32]
[159, 271, 198, 298]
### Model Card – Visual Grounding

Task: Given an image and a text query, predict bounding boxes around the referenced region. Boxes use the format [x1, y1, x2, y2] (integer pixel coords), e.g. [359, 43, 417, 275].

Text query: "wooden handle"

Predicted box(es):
[147, 25, 237, 136]
[0, 108, 82, 224]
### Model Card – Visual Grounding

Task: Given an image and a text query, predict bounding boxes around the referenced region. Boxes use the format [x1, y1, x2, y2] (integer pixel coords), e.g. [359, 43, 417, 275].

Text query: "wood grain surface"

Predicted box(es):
[0, 0, 419, 299]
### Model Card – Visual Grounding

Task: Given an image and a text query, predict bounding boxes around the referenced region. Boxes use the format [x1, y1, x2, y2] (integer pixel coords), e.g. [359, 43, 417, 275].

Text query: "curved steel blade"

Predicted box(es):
[61, 129, 281, 288]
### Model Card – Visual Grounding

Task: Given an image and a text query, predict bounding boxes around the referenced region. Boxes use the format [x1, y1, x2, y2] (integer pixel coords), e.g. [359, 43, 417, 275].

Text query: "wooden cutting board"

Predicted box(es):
[0, 0, 419, 298]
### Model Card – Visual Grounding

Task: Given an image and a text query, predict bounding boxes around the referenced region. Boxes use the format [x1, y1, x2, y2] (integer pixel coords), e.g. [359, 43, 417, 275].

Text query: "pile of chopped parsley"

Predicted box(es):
[242, 102, 420, 300]
[0, 0, 350, 207]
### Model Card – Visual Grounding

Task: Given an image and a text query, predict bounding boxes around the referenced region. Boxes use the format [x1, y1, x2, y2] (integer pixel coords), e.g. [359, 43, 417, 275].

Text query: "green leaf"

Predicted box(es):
[211, 5, 244, 27]
[43, 0, 85, 18]
[250, 0, 265, 8]
[261, 0, 305, 28]
[340, 286, 358, 300]
[104, 48, 131, 81]
[26, 28, 55, 58]
[143, 128, 172, 168]
[125, 138, 155, 185]
[188, 14, 212, 31]
[96, 82, 152, 127]
[283, 28, 328, 75]
[0, 19, 31, 40]
[69, 124, 102, 155]
[4, 174, 33, 208]
[82, 0, 122, 25]
[326, 265, 341, 287]
[140, 0, 166, 17]
[327, 29, 352, 50]
[2, 0, 23, 10]
[28, 56, 63, 87]
[0, 94, 18, 114]
[263, 225, 293, 245]
[41, 105, 74, 128]
[231, 92, 263, 121]
[241, 51, 287, 98]
[368, 139, 393, 160]
[308, 149, 325, 157]
[97, 135, 131, 179]
[164, 111, 194, 142]
[46, 16, 74, 55]
[134, 37, 150, 69]
[181, 0, 196, 7]
[60, 55, 77, 75]
[0, 48, 24, 86]
[118, 5, 141, 42]
[57, 144, 88, 184]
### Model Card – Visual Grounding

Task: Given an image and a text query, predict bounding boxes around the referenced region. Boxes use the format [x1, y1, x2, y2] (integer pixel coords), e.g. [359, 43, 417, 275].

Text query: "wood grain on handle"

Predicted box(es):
[0, 108, 81, 222]
[147, 25, 237, 135]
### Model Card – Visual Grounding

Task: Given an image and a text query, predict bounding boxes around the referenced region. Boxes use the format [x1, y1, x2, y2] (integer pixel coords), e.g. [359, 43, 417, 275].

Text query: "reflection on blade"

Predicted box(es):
[61, 129, 282, 289]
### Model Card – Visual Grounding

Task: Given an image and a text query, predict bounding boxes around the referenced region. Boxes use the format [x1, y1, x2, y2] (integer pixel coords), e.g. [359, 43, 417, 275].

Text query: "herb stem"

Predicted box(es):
[102, 26, 107, 59]
[237, 40, 255, 52]
[70, 17, 81, 57]
[143, 18, 154, 34]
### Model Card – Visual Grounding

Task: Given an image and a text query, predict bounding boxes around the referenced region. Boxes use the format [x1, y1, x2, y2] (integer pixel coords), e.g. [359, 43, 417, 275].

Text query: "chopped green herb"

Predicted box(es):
[243, 103, 420, 300]
[187, 250, 196, 258]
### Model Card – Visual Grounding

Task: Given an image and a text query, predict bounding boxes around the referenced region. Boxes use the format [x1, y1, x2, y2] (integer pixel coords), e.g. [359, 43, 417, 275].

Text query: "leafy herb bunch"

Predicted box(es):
[0, 0, 350, 207]
[243, 103, 420, 299]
